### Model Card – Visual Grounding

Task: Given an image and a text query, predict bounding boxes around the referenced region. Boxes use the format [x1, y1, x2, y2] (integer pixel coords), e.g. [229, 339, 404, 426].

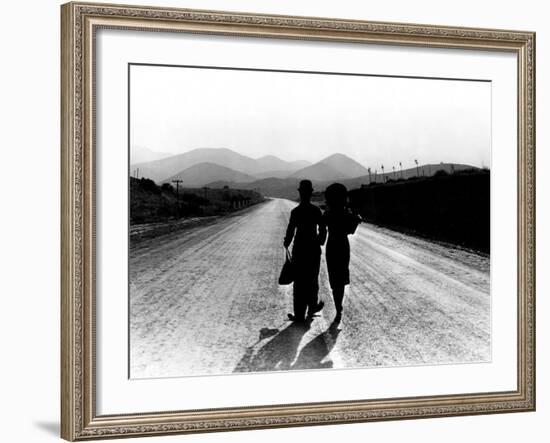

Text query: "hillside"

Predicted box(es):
[290, 162, 347, 182]
[318, 153, 370, 177]
[338, 163, 479, 189]
[130, 177, 263, 224]
[207, 163, 481, 200]
[131, 148, 311, 182]
[131, 148, 260, 182]
[290, 153, 369, 181]
[208, 177, 302, 201]
[348, 169, 490, 252]
[164, 162, 256, 187]
[254, 155, 310, 173]
[288, 159, 311, 170]
[254, 170, 298, 179]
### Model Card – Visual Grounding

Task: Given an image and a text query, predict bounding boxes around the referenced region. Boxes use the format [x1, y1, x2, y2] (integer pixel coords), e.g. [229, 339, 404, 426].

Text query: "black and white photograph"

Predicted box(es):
[128, 63, 491, 379]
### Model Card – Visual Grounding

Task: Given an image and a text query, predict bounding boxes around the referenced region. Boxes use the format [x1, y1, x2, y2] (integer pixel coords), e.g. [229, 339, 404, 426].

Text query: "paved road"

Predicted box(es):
[130, 198, 490, 378]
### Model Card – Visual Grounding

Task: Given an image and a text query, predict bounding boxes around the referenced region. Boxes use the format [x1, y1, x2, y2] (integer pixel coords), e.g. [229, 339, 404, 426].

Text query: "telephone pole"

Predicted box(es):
[172, 179, 183, 217]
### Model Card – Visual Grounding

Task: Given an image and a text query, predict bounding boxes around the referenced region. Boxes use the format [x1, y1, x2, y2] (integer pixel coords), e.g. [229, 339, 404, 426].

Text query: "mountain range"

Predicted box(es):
[131, 147, 312, 185]
[208, 163, 480, 200]
[131, 147, 373, 187]
[164, 162, 257, 186]
[131, 147, 479, 196]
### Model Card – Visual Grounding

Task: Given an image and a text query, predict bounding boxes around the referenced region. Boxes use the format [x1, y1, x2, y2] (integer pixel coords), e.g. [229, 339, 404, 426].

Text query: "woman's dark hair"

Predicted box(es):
[324, 183, 348, 208]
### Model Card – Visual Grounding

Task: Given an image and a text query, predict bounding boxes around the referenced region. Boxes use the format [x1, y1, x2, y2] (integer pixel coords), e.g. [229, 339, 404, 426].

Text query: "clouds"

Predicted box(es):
[130, 64, 491, 169]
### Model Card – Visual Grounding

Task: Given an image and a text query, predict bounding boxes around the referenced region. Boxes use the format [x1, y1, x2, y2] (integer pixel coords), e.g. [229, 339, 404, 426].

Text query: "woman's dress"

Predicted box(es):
[323, 209, 360, 289]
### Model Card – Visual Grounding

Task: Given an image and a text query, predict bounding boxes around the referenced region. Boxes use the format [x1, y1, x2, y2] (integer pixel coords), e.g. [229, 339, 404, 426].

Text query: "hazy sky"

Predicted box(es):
[130, 64, 491, 169]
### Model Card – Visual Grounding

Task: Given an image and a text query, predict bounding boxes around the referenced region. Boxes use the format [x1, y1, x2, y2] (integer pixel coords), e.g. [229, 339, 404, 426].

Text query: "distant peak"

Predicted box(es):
[321, 153, 353, 161]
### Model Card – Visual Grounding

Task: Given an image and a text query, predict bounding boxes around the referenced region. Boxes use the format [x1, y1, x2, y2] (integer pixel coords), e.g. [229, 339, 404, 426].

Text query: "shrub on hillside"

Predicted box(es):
[161, 183, 174, 193]
[139, 178, 160, 195]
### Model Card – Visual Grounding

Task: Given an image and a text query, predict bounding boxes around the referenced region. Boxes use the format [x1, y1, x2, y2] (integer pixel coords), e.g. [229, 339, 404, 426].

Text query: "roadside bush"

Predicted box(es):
[161, 183, 174, 193]
[348, 172, 489, 252]
[139, 177, 160, 195]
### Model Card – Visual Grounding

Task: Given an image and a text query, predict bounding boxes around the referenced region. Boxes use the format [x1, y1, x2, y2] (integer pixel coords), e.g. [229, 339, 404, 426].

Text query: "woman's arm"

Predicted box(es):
[347, 210, 362, 235]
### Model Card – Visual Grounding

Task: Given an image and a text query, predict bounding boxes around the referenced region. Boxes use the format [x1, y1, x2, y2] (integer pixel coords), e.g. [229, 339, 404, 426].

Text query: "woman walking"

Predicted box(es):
[322, 183, 361, 321]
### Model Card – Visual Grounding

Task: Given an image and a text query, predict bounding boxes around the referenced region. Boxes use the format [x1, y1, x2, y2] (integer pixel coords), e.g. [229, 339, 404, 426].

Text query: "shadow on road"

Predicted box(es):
[292, 320, 341, 370]
[234, 319, 341, 373]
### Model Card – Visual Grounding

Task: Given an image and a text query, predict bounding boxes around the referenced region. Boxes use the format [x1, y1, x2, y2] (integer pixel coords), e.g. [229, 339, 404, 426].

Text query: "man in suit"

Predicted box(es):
[284, 180, 326, 322]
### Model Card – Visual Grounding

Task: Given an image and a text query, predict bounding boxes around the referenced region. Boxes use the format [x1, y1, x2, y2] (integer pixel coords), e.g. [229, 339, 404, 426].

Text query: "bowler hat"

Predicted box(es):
[298, 180, 314, 192]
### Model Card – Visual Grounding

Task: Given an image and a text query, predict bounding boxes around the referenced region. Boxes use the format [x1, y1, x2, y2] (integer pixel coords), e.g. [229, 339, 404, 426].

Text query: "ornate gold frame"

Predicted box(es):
[61, 2, 536, 440]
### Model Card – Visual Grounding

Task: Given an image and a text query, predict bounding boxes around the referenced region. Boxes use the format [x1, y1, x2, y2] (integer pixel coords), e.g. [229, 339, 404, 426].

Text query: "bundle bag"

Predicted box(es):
[278, 248, 294, 285]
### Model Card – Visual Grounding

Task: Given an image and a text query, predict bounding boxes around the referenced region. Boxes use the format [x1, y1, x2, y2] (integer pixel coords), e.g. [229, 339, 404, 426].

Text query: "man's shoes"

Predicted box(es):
[288, 313, 306, 323]
[307, 301, 325, 318]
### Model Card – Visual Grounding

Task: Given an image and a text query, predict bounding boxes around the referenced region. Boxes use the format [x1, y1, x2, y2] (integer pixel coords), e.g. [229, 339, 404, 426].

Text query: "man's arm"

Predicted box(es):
[284, 211, 296, 248]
